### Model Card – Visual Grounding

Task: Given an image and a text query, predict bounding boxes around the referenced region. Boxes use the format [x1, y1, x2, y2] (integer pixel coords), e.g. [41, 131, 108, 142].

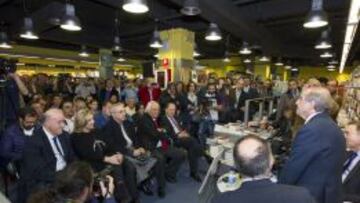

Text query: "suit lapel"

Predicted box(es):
[40, 129, 57, 161]
[344, 161, 360, 184]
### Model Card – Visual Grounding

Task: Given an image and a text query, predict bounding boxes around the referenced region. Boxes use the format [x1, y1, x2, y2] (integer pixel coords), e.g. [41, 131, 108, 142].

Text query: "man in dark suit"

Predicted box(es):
[101, 103, 147, 202]
[160, 102, 202, 182]
[228, 78, 249, 122]
[137, 101, 186, 197]
[342, 121, 360, 202]
[212, 135, 315, 203]
[279, 87, 346, 203]
[20, 108, 76, 202]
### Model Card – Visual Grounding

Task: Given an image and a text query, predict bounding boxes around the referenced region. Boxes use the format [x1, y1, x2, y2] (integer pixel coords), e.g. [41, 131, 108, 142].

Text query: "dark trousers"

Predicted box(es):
[176, 137, 202, 174]
[122, 159, 139, 199]
[152, 147, 186, 183]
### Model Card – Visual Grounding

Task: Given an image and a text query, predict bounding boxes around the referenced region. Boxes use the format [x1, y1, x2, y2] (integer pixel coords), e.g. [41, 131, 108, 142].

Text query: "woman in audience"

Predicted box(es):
[71, 109, 129, 202]
[87, 99, 99, 115]
[125, 96, 137, 118]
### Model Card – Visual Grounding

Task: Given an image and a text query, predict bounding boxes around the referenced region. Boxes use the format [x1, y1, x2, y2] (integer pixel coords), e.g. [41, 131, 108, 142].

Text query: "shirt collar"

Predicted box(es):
[304, 112, 322, 124]
[43, 126, 56, 140]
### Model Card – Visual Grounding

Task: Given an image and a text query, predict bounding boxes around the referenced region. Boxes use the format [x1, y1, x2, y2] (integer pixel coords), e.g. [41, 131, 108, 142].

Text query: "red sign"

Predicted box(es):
[162, 58, 169, 67]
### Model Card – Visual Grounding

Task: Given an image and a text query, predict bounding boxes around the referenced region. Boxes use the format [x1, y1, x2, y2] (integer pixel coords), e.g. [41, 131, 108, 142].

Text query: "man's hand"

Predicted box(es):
[178, 131, 190, 138]
[104, 153, 123, 165]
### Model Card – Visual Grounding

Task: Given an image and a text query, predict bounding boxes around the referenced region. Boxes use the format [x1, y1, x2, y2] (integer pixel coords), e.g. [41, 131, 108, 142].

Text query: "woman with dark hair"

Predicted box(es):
[159, 83, 180, 112]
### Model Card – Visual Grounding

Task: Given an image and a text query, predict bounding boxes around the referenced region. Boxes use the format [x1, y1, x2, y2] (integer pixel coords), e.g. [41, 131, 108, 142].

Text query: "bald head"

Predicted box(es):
[43, 108, 65, 136]
[233, 135, 273, 177]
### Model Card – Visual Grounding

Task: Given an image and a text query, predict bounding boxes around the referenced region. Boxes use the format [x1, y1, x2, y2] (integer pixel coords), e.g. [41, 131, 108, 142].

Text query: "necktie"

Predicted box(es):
[170, 117, 181, 132]
[343, 152, 358, 172]
[53, 137, 64, 157]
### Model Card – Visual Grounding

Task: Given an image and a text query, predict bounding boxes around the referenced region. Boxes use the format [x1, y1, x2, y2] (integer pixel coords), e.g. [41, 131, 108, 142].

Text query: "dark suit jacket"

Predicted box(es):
[229, 88, 249, 110]
[20, 128, 75, 192]
[101, 117, 142, 156]
[343, 155, 360, 203]
[137, 114, 169, 151]
[159, 115, 184, 141]
[211, 179, 315, 203]
[279, 112, 346, 203]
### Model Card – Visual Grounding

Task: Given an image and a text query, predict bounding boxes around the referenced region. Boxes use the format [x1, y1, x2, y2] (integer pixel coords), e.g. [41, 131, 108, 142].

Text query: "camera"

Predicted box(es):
[93, 165, 113, 192]
[0, 59, 17, 85]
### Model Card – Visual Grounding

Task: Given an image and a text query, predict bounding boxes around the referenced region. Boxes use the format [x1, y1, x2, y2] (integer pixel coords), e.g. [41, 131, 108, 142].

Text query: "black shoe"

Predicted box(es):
[139, 183, 154, 196]
[165, 176, 177, 183]
[158, 188, 166, 198]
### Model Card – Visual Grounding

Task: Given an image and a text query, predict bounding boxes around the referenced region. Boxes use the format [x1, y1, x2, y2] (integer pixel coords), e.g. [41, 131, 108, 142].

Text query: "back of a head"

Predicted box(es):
[303, 86, 333, 113]
[54, 162, 93, 201]
[233, 135, 272, 178]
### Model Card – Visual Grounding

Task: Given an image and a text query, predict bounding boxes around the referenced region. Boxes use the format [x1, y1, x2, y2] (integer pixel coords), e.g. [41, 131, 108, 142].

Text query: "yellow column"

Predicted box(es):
[158, 28, 194, 82]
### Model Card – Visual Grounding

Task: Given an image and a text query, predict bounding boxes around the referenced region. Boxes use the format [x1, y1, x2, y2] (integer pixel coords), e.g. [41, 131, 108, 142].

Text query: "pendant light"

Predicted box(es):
[0, 31, 12, 49]
[320, 51, 333, 58]
[205, 23, 222, 41]
[79, 45, 89, 57]
[20, 17, 39, 40]
[239, 41, 252, 55]
[315, 29, 332, 49]
[113, 18, 122, 52]
[149, 21, 163, 49]
[243, 58, 251, 63]
[223, 51, 230, 63]
[193, 43, 200, 57]
[259, 56, 270, 62]
[122, 0, 149, 14]
[181, 0, 201, 16]
[303, 0, 328, 29]
[275, 58, 284, 66]
[60, 3, 82, 31]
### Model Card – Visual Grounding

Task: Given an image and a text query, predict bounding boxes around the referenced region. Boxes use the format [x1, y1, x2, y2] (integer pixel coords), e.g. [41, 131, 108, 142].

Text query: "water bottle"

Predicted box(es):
[228, 170, 237, 185]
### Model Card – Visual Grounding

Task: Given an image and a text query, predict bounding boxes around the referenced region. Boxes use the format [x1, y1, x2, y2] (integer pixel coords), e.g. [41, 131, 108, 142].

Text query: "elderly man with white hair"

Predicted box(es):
[279, 87, 346, 203]
[137, 101, 186, 198]
[20, 108, 76, 202]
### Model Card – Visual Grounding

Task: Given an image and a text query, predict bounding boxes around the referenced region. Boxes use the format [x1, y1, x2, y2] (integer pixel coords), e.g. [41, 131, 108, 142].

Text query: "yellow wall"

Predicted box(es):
[297, 66, 351, 83]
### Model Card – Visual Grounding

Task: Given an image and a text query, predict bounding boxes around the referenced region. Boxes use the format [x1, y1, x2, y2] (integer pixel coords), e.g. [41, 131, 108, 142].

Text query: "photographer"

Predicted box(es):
[0, 59, 31, 129]
[28, 161, 116, 203]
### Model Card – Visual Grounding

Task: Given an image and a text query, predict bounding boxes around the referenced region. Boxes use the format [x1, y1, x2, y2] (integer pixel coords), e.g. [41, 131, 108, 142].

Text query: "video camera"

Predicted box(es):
[0, 59, 17, 84]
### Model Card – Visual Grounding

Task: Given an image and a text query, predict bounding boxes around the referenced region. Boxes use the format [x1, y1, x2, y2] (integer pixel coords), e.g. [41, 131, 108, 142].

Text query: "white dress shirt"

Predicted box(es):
[120, 123, 133, 148]
[167, 116, 181, 134]
[342, 151, 360, 182]
[63, 117, 74, 134]
[43, 127, 67, 171]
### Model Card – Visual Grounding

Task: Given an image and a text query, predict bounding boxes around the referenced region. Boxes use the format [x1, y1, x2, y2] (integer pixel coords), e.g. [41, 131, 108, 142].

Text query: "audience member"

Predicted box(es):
[342, 121, 360, 202]
[212, 135, 315, 203]
[279, 87, 346, 203]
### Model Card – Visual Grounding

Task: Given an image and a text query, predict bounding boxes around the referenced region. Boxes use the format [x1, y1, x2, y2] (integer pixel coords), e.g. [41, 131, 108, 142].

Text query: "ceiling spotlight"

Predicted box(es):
[60, 3, 82, 31]
[275, 58, 284, 66]
[113, 36, 122, 52]
[150, 28, 163, 49]
[303, 0, 328, 29]
[243, 58, 251, 63]
[285, 65, 292, 70]
[327, 65, 336, 69]
[122, 0, 149, 14]
[328, 68, 335, 71]
[315, 29, 332, 49]
[259, 56, 270, 62]
[20, 17, 39, 40]
[193, 44, 201, 57]
[320, 51, 333, 58]
[329, 60, 338, 65]
[181, 0, 201, 16]
[239, 42, 252, 55]
[79, 45, 89, 57]
[117, 56, 126, 62]
[205, 23, 222, 41]
[291, 67, 299, 71]
[223, 51, 231, 62]
[0, 31, 12, 49]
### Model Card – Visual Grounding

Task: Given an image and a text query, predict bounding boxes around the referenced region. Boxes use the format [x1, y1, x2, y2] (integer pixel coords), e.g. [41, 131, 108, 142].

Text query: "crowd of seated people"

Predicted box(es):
[0, 71, 352, 203]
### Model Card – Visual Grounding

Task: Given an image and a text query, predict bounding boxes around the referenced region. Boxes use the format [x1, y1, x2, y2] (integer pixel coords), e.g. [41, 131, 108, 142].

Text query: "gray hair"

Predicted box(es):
[145, 101, 160, 113]
[303, 87, 333, 112]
